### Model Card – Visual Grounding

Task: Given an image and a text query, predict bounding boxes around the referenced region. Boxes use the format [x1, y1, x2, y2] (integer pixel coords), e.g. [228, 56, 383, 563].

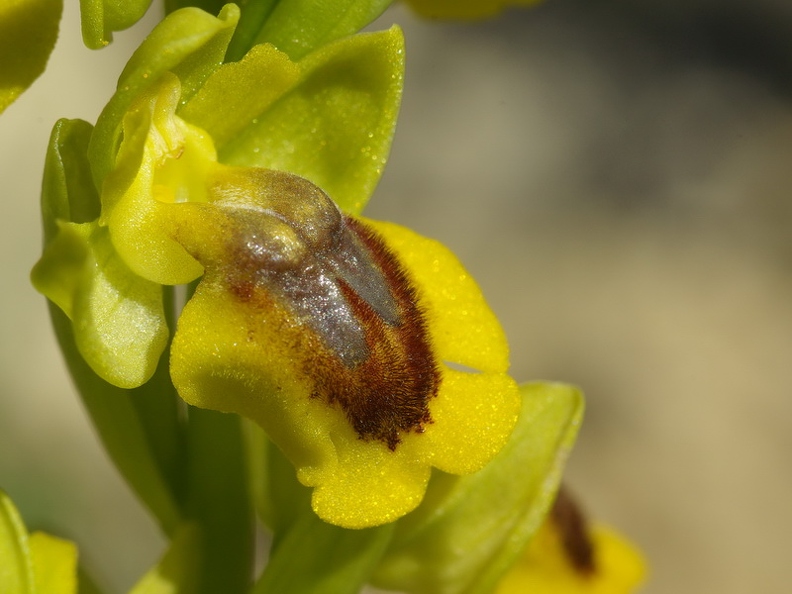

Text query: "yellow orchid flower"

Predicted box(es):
[25, 2, 647, 590]
[496, 489, 647, 594]
[97, 72, 521, 529]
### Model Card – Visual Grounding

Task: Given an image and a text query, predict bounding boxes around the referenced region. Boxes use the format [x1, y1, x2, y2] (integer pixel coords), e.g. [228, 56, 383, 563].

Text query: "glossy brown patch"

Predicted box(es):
[551, 486, 596, 575]
[308, 217, 441, 450]
[222, 209, 440, 451]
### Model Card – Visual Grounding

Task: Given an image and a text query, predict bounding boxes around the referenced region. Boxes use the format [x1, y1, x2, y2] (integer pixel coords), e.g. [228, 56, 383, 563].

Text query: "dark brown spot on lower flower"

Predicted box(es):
[551, 485, 596, 576]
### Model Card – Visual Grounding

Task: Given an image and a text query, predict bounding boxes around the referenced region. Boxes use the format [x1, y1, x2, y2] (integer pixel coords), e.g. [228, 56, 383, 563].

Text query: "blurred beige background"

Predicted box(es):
[2, 1, 791, 592]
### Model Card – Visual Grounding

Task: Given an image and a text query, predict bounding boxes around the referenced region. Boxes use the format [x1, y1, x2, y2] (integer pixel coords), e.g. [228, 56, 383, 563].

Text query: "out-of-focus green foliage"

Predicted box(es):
[0, 0, 62, 114]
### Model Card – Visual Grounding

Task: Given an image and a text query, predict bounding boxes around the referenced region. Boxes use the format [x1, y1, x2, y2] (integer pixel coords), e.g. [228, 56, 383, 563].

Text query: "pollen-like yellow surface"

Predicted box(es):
[364, 219, 511, 374]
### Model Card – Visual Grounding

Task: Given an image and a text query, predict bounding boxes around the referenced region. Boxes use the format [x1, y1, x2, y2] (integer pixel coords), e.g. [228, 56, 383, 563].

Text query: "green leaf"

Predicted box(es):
[163, 0, 228, 17]
[255, 499, 393, 594]
[0, 0, 62, 114]
[405, 0, 542, 20]
[0, 490, 35, 594]
[127, 523, 202, 594]
[79, 0, 152, 49]
[29, 532, 79, 594]
[89, 4, 240, 190]
[253, 514, 394, 594]
[211, 26, 404, 214]
[226, 0, 394, 62]
[371, 382, 584, 594]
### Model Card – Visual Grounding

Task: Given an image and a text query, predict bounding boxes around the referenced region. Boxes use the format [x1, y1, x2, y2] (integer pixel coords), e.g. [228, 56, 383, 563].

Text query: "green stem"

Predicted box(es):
[185, 407, 255, 594]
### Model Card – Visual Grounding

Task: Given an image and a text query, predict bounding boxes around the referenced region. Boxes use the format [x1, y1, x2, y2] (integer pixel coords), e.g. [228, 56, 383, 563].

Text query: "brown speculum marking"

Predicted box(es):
[313, 217, 440, 450]
[212, 171, 440, 450]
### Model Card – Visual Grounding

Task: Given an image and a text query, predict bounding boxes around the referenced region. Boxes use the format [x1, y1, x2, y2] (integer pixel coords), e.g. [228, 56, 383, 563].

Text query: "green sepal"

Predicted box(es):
[0, 0, 62, 114]
[226, 0, 394, 62]
[79, 0, 153, 49]
[30, 223, 87, 319]
[32, 222, 168, 388]
[210, 26, 403, 214]
[0, 490, 78, 594]
[253, 513, 395, 594]
[127, 523, 202, 594]
[250, 445, 395, 594]
[70, 224, 167, 389]
[88, 4, 240, 190]
[371, 382, 584, 594]
[34, 118, 168, 388]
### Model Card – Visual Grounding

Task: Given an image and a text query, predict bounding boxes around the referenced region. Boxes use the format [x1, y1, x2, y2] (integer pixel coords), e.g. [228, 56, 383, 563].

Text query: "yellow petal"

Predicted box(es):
[365, 218, 510, 374]
[424, 366, 520, 475]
